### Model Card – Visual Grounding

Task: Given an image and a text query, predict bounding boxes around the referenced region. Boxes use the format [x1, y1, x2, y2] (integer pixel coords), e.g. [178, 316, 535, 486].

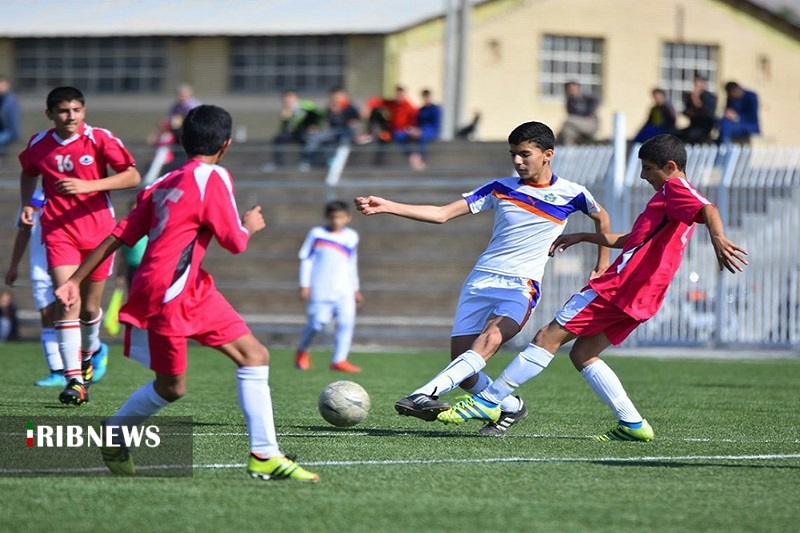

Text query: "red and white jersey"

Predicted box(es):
[18, 123, 135, 249]
[589, 176, 711, 320]
[113, 159, 251, 336]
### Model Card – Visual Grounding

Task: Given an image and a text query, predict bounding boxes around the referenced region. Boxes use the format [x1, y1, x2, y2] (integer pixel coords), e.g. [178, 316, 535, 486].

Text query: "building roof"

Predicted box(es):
[1, 0, 457, 37]
[2, 0, 797, 39]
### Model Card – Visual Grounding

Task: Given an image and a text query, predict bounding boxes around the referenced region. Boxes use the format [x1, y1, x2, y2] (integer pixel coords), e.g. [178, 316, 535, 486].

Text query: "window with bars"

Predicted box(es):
[14, 38, 166, 94]
[230, 36, 346, 93]
[660, 43, 719, 111]
[540, 35, 603, 98]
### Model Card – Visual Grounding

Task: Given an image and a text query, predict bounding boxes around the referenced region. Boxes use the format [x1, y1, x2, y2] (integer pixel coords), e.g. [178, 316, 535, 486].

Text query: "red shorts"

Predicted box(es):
[123, 296, 251, 376]
[45, 237, 115, 282]
[554, 286, 644, 346]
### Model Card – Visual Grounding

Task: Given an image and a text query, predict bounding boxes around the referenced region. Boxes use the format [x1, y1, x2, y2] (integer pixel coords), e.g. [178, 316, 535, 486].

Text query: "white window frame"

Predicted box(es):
[540, 35, 604, 99]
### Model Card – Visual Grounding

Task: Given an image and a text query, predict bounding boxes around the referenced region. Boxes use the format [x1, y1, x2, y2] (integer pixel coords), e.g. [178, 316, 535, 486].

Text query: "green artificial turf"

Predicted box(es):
[0, 342, 798, 533]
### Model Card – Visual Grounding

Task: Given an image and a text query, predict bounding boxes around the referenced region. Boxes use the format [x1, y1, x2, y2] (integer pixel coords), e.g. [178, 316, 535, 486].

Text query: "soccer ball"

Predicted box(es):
[318, 380, 371, 427]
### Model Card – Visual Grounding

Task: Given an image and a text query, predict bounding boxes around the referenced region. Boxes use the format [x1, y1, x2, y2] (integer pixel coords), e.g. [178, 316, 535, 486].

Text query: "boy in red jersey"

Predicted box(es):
[438, 134, 748, 440]
[55, 105, 319, 481]
[19, 86, 140, 405]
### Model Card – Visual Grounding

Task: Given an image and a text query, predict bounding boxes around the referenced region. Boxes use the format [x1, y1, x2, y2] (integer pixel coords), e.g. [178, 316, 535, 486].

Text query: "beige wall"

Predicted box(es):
[390, 0, 800, 143]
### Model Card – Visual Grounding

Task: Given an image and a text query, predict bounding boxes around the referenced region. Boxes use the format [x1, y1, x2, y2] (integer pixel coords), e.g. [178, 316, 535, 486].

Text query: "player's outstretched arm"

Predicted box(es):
[56, 235, 124, 312]
[354, 196, 469, 224]
[700, 205, 748, 273]
[549, 231, 628, 257]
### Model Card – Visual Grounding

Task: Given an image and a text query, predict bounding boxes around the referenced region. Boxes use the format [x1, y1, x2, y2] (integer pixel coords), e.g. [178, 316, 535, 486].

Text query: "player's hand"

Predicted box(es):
[55, 280, 81, 312]
[243, 205, 266, 235]
[711, 236, 748, 273]
[298, 287, 310, 302]
[355, 290, 365, 308]
[549, 233, 584, 256]
[5, 266, 18, 287]
[56, 178, 95, 195]
[20, 206, 36, 227]
[354, 196, 388, 215]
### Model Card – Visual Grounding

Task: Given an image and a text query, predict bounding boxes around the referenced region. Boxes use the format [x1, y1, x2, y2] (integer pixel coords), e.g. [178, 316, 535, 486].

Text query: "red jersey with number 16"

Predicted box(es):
[18, 123, 136, 249]
[112, 159, 251, 336]
[588, 176, 712, 320]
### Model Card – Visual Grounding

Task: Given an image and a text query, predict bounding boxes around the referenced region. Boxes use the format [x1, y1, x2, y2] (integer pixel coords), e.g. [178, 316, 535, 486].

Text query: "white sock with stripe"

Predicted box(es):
[41, 327, 63, 372]
[80, 309, 102, 361]
[580, 360, 642, 424]
[55, 319, 82, 383]
[462, 371, 521, 413]
[413, 350, 486, 397]
[237, 366, 281, 458]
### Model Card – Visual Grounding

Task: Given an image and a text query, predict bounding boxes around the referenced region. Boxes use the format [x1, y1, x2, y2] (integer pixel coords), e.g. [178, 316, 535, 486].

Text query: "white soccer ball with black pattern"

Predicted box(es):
[318, 381, 371, 427]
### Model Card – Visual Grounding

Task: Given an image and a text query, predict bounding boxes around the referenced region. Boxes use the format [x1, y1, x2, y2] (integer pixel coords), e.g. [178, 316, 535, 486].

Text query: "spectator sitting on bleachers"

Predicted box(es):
[263, 90, 323, 172]
[356, 86, 417, 165]
[633, 88, 676, 144]
[394, 89, 442, 171]
[717, 81, 760, 145]
[300, 87, 360, 171]
[556, 81, 600, 146]
[676, 74, 718, 144]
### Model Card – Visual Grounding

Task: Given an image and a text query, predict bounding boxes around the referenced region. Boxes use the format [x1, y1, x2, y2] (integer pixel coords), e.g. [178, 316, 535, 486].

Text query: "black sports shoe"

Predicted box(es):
[395, 393, 450, 421]
[59, 378, 89, 405]
[81, 358, 94, 386]
[478, 396, 528, 435]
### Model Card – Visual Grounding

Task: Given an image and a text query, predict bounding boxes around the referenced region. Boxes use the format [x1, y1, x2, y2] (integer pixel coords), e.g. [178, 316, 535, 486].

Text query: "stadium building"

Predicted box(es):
[1, 0, 799, 142]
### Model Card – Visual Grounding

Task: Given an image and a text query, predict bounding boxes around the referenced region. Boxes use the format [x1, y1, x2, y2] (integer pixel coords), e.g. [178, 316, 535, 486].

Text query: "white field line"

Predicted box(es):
[193, 432, 800, 444]
[2, 453, 799, 475]
[205, 453, 800, 469]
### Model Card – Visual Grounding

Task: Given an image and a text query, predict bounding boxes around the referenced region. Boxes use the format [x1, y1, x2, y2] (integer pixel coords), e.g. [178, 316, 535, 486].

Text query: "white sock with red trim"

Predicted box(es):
[80, 309, 102, 361]
[55, 319, 82, 383]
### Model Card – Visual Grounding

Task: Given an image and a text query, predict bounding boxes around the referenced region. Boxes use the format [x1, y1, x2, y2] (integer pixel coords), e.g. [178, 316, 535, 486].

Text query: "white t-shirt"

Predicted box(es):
[298, 226, 360, 301]
[463, 175, 600, 282]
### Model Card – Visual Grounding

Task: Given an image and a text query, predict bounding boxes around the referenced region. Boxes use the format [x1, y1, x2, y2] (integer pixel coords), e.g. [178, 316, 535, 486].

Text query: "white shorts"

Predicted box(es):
[451, 270, 541, 337]
[306, 296, 356, 329]
[31, 278, 55, 311]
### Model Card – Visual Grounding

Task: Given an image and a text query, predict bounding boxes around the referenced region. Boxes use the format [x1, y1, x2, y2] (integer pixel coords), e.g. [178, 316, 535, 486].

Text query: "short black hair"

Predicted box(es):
[638, 134, 687, 171]
[724, 81, 741, 92]
[325, 200, 350, 216]
[508, 121, 555, 151]
[46, 86, 85, 112]
[181, 105, 232, 156]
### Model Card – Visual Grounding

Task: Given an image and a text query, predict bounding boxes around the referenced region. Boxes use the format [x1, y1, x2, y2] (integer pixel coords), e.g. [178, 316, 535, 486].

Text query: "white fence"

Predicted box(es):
[536, 143, 800, 349]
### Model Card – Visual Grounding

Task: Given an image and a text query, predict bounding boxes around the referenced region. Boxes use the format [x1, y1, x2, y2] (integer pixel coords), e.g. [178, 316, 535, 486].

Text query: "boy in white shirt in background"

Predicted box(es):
[295, 200, 364, 373]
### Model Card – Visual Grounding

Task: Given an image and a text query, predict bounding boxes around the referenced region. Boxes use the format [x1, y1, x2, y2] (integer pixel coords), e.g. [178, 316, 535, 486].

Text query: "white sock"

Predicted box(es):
[106, 381, 171, 446]
[580, 360, 642, 424]
[55, 319, 82, 382]
[41, 327, 63, 372]
[413, 350, 486, 397]
[237, 366, 281, 458]
[80, 309, 102, 361]
[462, 371, 492, 394]
[479, 343, 554, 405]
